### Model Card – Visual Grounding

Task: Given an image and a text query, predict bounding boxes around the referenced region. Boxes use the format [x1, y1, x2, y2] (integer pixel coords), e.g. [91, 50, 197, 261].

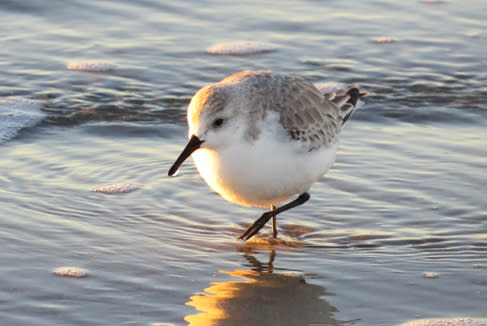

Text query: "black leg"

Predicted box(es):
[239, 193, 310, 241]
[271, 205, 277, 238]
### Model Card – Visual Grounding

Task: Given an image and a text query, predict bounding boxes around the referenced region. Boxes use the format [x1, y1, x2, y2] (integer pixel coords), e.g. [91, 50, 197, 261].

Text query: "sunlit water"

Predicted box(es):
[0, 1, 485, 325]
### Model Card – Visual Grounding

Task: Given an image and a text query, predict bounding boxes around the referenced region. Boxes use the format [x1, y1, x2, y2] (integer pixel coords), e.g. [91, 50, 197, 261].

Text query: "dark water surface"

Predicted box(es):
[0, 0, 486, 325]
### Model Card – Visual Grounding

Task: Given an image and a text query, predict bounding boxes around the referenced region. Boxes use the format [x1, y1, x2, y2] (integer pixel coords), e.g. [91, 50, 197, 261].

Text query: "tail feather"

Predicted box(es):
[331, 94, 350, 107]
[334, 87, 368, 125]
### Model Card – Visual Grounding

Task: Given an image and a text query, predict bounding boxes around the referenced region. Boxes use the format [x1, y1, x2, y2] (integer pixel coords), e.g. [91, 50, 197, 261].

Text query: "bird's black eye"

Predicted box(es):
[212, 118, 224, 128]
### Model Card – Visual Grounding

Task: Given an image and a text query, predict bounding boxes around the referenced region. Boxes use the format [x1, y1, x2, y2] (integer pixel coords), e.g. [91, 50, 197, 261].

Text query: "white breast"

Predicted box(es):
[191, 123, 337, 207]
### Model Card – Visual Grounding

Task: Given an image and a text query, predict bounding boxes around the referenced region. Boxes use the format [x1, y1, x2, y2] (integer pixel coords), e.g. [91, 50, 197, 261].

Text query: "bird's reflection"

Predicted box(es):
[185, 246, 341, 326]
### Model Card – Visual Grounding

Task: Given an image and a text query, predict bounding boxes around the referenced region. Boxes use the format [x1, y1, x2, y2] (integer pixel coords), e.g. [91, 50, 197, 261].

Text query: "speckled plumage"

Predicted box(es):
[188, 71, 358, 151]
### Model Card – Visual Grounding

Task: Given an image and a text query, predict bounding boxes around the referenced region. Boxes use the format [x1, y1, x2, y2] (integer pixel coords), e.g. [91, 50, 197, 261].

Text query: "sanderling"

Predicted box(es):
[168, 71, 367, 240]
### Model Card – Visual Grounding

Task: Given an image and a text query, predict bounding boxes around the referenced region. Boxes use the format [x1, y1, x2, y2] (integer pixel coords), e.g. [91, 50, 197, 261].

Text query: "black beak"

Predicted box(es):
[168, 135, 203, 176]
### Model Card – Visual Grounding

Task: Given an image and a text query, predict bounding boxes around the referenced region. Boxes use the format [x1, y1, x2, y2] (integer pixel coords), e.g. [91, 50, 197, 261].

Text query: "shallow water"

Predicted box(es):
[0, 0, 486, 325]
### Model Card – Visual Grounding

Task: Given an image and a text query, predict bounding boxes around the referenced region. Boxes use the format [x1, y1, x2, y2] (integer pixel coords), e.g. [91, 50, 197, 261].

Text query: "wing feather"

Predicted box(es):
[266, 75, 342, 150]
[219, 71, 366, 151]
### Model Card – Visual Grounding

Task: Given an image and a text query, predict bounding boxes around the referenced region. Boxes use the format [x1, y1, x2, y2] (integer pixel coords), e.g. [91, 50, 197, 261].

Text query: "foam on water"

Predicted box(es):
[399, 318, 487, 326]
[420, 0, 448, 3]
[92, 183, 141, 194]
[0, 98, 44, 143]
[206, 41, 279, 55]
[423, 272, 439, 278]
[53, 266, 88, 278]
[373, 36, 398, 43]
[66, 61, 116, 72]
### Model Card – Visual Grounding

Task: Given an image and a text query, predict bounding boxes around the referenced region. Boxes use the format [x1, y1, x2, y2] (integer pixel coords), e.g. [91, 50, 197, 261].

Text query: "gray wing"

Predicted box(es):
[268, 75, 343, 150]
[229, 71, 365, 150]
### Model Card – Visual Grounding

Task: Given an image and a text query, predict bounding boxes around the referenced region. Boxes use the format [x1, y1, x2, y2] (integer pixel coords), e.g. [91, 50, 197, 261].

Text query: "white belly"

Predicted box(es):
[192, 133, 337, 207]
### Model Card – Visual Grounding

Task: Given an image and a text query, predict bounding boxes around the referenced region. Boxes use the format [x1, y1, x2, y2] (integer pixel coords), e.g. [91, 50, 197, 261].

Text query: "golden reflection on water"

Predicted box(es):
[185, 249, 341, 326]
